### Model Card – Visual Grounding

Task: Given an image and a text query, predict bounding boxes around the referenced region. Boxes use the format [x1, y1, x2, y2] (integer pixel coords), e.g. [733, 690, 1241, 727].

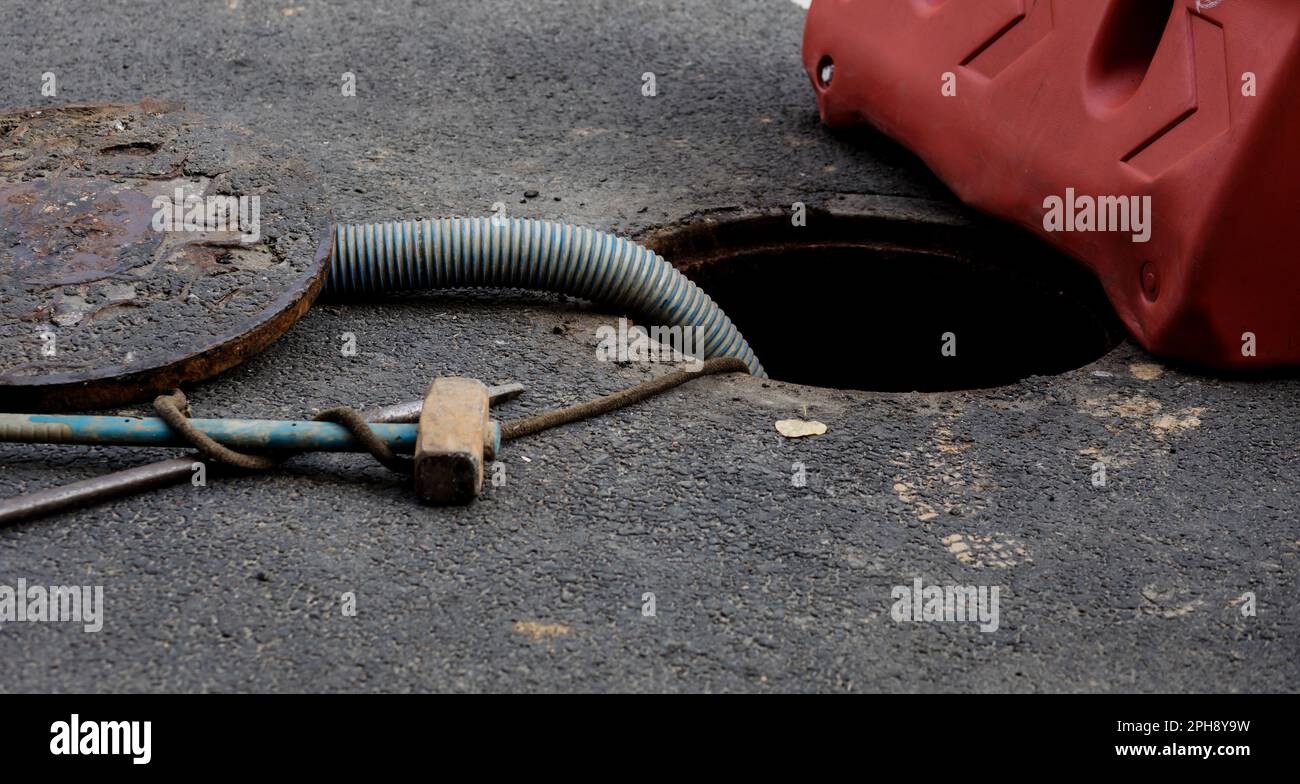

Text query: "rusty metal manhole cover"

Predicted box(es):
[0, 100, 329, 411]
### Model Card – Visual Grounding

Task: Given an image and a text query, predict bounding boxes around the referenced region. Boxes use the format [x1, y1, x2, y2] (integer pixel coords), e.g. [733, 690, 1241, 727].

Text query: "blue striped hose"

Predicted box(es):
[325, 217, 765, 376]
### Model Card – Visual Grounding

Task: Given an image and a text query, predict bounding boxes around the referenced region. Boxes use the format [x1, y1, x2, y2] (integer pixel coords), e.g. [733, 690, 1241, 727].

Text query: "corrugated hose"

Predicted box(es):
[325, 217, 766, 377]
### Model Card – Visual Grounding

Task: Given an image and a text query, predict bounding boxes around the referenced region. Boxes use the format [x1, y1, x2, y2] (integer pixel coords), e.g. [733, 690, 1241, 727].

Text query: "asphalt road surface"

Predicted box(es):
[0, 0, 1296, 692]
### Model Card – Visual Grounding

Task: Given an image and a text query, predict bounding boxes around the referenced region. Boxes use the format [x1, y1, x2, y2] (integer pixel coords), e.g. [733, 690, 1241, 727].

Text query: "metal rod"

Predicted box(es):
[0, 383, 527, 454]
[0, 458, 198, 525]
[363, 382, 524, 423]
[0, 414, 421, 453]
[0, 381, 524, 526]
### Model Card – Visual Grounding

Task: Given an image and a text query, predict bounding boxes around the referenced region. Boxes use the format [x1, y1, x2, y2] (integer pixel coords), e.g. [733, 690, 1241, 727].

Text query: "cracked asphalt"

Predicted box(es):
[1, 0, 1297, 693]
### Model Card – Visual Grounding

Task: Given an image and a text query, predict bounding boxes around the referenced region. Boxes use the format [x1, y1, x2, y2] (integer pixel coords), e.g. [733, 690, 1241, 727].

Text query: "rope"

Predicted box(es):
[153, 391, 412, 474]
[153, 391, 283, 471]
[313, 407, 413, 474]
[501, 357, 749, 440]
[152, 357, 750, 476]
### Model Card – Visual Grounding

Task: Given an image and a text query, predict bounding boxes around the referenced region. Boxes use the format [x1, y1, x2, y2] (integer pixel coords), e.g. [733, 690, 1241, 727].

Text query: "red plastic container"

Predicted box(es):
[804, 0, 1300, 370]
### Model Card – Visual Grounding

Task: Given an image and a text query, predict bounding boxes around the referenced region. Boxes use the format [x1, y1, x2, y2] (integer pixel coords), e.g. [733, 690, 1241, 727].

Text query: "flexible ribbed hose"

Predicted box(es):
[326, 217, 765, 376]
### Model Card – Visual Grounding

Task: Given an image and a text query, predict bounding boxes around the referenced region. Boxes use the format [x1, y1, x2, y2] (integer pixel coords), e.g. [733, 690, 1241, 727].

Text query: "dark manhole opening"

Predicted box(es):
[643, 208, 1125, 392]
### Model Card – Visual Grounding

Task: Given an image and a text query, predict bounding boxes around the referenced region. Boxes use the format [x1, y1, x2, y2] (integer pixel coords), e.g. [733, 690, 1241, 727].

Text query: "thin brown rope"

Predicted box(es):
[152, 356, 750, 474]
[153, 391, 283, 471]
[501, 357, 749, 441]
[153, 391, 412, 474]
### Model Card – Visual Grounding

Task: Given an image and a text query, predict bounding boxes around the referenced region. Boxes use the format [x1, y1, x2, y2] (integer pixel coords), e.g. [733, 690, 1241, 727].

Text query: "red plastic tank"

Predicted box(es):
[804, 0, 1300, 370]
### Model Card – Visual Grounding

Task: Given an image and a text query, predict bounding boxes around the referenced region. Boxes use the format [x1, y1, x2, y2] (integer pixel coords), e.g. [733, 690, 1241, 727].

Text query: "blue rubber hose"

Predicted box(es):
[325, 217, 766, 376]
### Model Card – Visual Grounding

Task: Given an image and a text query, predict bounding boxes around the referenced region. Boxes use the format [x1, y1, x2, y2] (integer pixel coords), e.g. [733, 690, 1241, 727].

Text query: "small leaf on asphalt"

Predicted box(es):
[775, 419, 827, 438]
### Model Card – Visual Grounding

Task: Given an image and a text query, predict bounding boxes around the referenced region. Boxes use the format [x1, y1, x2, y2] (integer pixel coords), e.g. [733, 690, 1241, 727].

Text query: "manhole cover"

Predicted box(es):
[0, 100, 330, 411]
[643, 203, 1124, 392]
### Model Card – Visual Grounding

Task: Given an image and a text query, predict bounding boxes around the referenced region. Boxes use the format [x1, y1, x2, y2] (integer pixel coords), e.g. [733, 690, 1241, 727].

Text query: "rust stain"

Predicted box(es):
[513, 621, 571, 642]
[1080, 394, 1206, 440]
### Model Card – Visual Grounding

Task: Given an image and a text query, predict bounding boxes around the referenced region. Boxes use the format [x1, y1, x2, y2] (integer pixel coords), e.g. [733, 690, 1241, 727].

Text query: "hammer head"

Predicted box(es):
[413, 377, 501, 504]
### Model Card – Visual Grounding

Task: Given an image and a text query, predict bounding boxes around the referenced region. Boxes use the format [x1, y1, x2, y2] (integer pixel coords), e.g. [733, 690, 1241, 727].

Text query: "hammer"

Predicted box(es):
[412, 377, 501, 505]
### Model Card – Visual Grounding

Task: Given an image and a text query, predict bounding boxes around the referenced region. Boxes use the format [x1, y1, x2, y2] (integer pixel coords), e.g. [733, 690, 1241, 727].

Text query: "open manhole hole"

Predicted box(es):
[642, 204, 1124, 392]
